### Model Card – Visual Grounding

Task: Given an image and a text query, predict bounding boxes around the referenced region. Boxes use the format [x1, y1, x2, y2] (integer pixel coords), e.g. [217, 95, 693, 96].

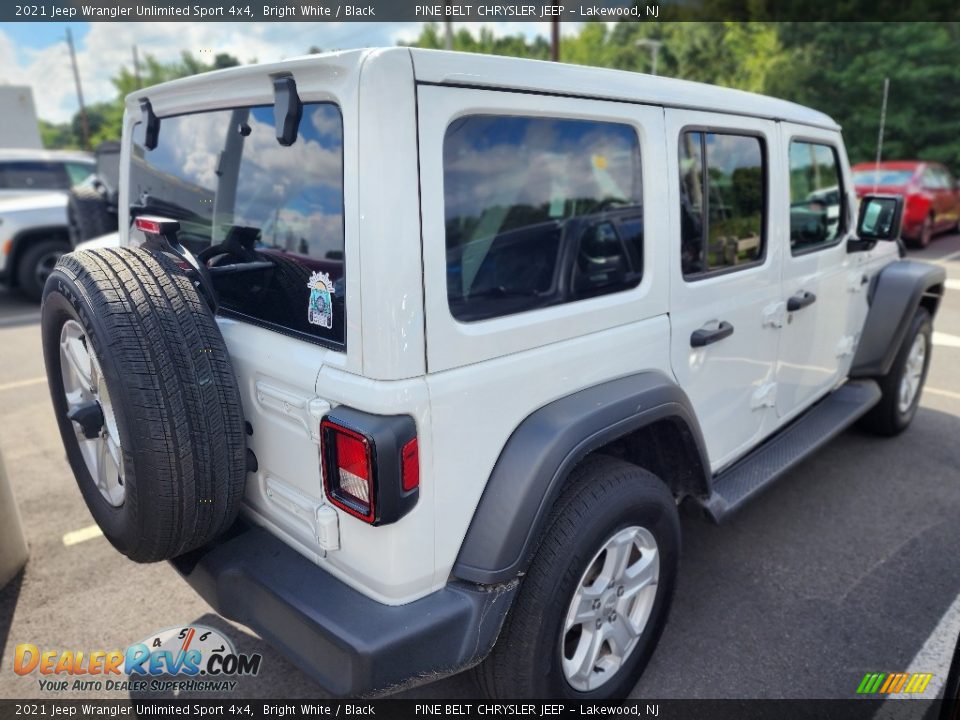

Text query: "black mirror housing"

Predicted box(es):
[139, 99, 160, 151]
[856, 194, 904, 242]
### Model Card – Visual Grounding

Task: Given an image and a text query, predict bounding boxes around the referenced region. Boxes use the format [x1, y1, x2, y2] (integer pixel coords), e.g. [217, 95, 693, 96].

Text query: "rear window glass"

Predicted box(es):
[0, 161, 70, 191]
[443, 115, 643, 322]
[130, 103, 345, 347]
[851, 169, 914, 186]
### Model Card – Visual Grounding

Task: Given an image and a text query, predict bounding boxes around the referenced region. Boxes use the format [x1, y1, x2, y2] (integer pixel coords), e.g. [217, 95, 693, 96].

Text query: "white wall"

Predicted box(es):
[0, 86, 42, 149]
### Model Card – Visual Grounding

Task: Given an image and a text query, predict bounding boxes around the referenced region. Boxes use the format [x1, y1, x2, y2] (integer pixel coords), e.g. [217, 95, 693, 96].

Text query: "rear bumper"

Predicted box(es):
[170, 522, 517, 697]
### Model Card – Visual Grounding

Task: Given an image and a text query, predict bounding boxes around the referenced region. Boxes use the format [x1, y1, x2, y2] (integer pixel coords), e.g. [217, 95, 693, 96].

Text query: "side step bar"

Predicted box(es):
[695, 379, 882, 523]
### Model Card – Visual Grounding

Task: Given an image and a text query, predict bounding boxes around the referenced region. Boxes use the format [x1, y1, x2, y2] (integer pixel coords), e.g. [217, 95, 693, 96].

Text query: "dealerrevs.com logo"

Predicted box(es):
[13, 625, 262, 693]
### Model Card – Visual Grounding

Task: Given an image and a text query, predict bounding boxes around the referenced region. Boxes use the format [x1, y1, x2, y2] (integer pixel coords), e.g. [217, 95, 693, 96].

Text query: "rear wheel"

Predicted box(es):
[476, 455, 679, 699]
[68, 184, 116, 243]
[41, 247, 248, 562]
[17, 239, 69, 302]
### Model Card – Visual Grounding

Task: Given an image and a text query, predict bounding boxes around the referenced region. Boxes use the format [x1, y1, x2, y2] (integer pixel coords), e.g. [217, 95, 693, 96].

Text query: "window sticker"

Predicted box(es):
[307, 271, 335, 329]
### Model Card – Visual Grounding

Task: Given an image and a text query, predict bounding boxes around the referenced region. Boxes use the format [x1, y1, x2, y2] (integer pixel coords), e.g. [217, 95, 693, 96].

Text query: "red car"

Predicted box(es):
[851, 160, 960, 247]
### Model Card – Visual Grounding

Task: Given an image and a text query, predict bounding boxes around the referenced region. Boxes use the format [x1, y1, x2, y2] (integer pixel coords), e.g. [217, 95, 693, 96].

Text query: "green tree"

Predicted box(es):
[768, 23, 960, 172]
[41, 51, 241, 150]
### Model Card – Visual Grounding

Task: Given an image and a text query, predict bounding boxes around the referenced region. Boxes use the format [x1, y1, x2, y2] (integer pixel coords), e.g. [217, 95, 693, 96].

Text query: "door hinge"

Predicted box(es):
[255, 381, 331, 444]
[847, 271, 869, 293]
[836, 334, 857, 359]
[751, 382, 777, 410]
[316, 505, 340, 552]
[762, 301, 786, 329]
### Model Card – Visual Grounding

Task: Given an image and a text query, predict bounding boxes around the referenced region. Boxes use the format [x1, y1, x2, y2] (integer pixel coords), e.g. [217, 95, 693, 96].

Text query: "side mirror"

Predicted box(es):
[856, 194, 903, 242]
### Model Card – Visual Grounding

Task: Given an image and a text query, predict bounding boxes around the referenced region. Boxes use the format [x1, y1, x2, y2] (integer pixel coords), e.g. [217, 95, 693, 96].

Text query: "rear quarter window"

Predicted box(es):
[443, 115, 644, 322]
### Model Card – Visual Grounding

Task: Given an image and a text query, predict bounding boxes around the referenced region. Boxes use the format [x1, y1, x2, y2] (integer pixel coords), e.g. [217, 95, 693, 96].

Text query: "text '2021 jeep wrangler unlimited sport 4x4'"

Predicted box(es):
[41, 49, 945, 699]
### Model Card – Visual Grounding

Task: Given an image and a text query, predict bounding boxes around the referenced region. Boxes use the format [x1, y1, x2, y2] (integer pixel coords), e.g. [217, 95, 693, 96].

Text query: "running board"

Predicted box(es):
[695, 380, 882, 523]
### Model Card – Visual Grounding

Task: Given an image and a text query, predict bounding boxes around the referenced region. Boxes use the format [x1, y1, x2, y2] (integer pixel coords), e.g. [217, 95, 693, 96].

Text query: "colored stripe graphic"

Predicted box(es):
[857, 672, 933, 694]
[858, 673, 886, 694]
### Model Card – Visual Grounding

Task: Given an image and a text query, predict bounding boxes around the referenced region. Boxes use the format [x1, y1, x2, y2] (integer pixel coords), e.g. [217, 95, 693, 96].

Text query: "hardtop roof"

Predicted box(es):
[126, 47, 840, 132]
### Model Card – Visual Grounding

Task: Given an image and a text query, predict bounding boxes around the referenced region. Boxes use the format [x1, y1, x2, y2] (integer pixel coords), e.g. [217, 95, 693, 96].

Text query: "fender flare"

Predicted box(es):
[850, 260, 945, 378]
[452, 371, 709, 585]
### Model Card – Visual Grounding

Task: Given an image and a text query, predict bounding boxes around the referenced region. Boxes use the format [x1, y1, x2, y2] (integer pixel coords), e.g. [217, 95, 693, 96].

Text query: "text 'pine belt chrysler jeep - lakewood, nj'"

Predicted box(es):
[40, 48, 945, 699]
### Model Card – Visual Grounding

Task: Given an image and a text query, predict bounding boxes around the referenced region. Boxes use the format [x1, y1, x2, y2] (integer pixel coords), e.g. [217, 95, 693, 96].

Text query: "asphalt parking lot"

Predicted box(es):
[1, 236, 959, 701]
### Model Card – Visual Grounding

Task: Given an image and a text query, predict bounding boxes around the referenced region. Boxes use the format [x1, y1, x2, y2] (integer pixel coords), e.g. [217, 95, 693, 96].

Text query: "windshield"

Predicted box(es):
[852, 169, 915, 187]
[129, 103, 346, 347]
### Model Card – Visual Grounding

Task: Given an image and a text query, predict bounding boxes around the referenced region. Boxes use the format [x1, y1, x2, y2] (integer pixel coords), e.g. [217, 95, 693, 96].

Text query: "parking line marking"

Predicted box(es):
[925, 386, 960, 401]
[62, 524, 104, 546]
[945, 279, 960, 291]
[933, 331, 960, 349]
[0, 376, 46, 393]
[0, 311, 40, 327]
[873, 594, 960, 716]
[933, 249, 960, 264]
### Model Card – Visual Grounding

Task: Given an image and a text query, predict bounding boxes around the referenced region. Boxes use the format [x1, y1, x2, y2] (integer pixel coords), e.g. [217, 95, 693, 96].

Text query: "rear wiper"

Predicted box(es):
[207, 261, 276, 275]
[462, 287, 542, 300]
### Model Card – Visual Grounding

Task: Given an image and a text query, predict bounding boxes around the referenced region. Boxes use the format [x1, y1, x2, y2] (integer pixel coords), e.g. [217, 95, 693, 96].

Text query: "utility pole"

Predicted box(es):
[550, 1, 560, 62]
[66, 27, 90, 150]
[132, 45, 142, 89]
[444, 0, 453, 50]
[873, 77, 890, 194]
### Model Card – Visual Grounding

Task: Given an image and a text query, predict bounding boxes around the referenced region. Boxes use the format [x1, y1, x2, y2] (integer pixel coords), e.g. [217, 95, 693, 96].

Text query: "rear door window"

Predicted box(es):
[679, 131, 765, 277]
[130, 103, 345, 347]
[442, 115, 643, 322]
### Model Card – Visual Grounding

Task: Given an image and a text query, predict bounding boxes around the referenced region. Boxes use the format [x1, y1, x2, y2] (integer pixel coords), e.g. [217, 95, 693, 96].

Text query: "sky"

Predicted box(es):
[0, 21, 576, 124]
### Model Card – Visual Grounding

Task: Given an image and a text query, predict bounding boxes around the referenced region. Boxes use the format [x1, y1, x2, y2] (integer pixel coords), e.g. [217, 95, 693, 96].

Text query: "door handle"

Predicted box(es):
[787, 291, 817, 312]
[690, 321, 734, 348]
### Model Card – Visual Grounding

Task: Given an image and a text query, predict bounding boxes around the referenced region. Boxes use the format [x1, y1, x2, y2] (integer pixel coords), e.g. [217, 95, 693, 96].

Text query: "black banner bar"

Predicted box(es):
[4, 0, 960, 22]
[0, 699, 953, 720]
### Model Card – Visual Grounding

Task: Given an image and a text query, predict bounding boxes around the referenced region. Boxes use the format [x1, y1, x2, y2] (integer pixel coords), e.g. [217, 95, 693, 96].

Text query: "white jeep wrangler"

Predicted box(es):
[41, 49, 945, 699]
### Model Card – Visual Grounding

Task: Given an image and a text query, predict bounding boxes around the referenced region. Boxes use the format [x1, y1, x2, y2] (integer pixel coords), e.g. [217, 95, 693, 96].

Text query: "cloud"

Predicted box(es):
[1, 21, 572, 123]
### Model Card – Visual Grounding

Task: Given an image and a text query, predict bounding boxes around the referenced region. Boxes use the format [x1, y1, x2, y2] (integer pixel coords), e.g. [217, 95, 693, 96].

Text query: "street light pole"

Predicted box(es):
[635, 38, 663, 76]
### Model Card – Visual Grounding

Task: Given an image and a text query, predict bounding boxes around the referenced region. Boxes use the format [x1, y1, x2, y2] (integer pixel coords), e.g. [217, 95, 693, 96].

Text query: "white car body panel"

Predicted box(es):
[0, 192, 69, 275]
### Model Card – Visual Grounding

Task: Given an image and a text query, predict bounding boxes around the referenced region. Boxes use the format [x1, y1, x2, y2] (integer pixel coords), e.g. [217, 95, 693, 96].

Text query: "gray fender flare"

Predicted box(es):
[452, 371, 709, 585]
[850, 260, 945, 378]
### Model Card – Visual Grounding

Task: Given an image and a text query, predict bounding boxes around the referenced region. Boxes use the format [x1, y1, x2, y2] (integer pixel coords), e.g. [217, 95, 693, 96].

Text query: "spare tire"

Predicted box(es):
[68, 184, 117, 244]
[41, 247, 247, 562]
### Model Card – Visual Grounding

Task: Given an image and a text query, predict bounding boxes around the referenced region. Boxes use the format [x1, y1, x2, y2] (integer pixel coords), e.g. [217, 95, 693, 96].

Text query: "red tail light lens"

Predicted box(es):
[321, 421, 375, 522]
[134, 217, 162, 234]
[401, 438, 419, 492]
[319, 409, 419, 526]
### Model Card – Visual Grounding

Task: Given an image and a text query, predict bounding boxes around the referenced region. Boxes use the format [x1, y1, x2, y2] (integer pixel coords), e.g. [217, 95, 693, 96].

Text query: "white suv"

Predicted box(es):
[40, 49, 945, 699]
[0, 150, 95, 300]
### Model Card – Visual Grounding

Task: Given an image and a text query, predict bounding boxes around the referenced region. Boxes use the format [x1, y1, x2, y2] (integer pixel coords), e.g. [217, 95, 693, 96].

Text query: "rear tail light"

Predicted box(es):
[401, 438, 419, 492]
[320, 409, 418, 526]
[321, 421, 376, 522]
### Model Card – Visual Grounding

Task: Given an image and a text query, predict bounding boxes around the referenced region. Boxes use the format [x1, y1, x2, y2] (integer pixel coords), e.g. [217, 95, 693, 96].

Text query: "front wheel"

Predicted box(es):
[915, 215, 934, 249]
[860, 307, 932, 436]
[476, 456, 680, 699]
[18, 239, 69, 302]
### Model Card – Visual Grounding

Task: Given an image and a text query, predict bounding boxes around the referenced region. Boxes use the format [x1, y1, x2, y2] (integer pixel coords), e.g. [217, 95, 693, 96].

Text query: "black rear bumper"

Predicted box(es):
[170, 522, 517, 697]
